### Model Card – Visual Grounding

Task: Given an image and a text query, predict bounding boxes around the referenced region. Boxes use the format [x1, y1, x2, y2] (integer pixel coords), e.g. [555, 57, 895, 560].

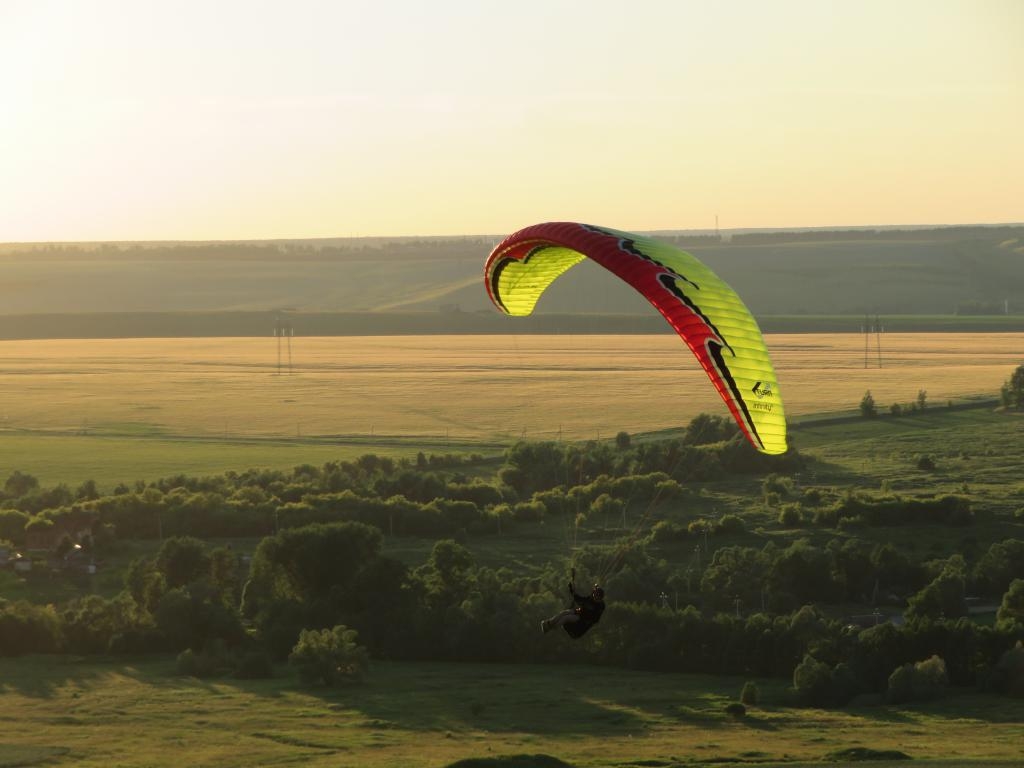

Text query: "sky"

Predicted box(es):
[1, 0, 1022, 241]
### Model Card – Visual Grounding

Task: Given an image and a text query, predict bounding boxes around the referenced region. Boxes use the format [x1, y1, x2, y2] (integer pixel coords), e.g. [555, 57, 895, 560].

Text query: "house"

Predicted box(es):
[24, 515, 95, 551]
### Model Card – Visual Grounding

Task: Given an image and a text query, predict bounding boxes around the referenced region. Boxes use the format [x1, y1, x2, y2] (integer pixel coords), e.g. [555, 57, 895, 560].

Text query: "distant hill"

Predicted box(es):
[1, 226, 1022, 336]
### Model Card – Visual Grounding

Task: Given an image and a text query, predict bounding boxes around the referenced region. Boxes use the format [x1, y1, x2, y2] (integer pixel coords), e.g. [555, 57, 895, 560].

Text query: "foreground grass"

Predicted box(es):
[0, 657, 1021, 768]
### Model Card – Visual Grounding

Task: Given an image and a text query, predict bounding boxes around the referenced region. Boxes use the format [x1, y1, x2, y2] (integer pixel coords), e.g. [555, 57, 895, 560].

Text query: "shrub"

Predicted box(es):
[916, 455, 936, 471]
[778, 504, 802, 527]
[991, 641, 1024, 697]
[715, 514, 746, 536]
[289, 625, 369, 686]
[860, 391, 877, 418]
[740, 681, 759, 705]
[648, 520, 688, 544]
[687, 519, 710, 536]
[801, 488, 824, 506]
[886, 655, 948, 703]
[793, 654, 833, 706]
[724, 702, 746, 718]
[0, 601, 62, 656]
[793, 655, 858, 707]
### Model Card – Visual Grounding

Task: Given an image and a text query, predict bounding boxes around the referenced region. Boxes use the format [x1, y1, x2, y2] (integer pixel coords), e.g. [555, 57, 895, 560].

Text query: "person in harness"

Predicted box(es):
[541, 570, 605, 638]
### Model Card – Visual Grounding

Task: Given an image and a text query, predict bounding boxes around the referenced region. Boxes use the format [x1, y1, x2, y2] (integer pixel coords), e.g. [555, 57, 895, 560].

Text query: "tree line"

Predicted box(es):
[1, 525, 1022, 702]
[1, 412, 1022, 701]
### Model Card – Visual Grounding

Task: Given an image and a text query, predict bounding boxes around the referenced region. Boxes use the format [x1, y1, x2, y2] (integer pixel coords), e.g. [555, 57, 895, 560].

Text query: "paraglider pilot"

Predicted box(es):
[541, 570, 605, 638]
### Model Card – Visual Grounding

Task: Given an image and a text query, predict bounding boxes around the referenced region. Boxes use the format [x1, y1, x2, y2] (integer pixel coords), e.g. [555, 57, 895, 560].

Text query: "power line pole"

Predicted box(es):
[875, 314, 883, 368]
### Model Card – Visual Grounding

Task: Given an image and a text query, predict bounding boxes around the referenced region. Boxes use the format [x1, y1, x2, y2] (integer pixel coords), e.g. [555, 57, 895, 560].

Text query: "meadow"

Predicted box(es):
[1, 656, 1022, 768]
[1, 333, 1021, 489]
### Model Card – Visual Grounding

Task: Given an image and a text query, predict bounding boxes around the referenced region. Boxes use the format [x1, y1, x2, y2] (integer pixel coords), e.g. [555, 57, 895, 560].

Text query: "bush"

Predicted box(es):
[724, 702, 746, 718]
[991, 641, 1024, 697]
[793, 654, 833, 706]
[860, 391, 877, 418]
[715, 514, 746, 536]
[740, 681, 759, 705]
[0, 601, 62, 656]
[916, 454, 936, 471]
[886, 655, 948, 703]
[793, 654, 858, 707]
[778, 504, 802, 527]
[289, 625, 369, 686]
[648, 520, 688, 544]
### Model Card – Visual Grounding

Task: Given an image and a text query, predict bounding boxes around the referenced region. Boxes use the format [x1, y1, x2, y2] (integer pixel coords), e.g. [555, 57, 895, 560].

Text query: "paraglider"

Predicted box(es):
[484, 222, 787, 454]
[541, 569, 605, 639]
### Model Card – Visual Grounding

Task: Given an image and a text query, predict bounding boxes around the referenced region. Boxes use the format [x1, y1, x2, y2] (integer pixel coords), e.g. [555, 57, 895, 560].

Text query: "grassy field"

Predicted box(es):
[1, 656, 1021, 768]
[1, 333, 1021, 489]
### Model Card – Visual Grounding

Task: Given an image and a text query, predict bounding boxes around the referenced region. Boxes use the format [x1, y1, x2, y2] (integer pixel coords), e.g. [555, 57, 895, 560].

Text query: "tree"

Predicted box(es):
[248, 521, 383, 604]
[997, 579, 1024, 628]
[155, 583, 245, 652]
[75, 479, 100, 501]
[289, 625, 369, 686]
[155, 536, 211, 589]
[417, 539, 476, 609]
[916, 389, 927, 410]
[4, 471, 38, 498]
[974, 540, 1024, 599]
[905, 569, 967, 621]
[684, 413, 738, 445]
[0, 510, 28, 545]
[859, 391, 877, 418]
[1001, 364, 1024, 409]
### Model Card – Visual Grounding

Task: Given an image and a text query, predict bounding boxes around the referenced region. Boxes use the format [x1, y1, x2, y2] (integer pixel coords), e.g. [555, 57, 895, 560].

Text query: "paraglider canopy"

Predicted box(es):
[484, 222, 787, 455]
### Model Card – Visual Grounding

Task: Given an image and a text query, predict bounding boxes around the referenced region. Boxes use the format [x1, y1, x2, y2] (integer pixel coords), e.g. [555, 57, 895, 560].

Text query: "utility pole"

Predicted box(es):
[875, 314, 883, 368]
[274, 313, 294, 375]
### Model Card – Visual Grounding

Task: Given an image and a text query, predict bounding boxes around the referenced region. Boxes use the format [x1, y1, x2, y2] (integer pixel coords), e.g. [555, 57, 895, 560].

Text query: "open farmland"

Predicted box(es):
[0, 333, 1020, 487]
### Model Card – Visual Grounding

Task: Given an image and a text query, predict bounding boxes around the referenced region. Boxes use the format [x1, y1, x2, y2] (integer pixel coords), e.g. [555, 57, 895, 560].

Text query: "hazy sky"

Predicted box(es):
[2, 0, 1021, 241]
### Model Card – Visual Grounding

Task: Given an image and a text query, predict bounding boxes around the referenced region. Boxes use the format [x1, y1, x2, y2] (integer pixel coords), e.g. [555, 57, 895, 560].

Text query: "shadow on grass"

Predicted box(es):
[5, 656, 1022, 737]
[0, 654, 278, 701]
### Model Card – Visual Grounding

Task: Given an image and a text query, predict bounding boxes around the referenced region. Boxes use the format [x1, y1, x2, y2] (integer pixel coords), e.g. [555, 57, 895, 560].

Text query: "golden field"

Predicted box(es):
[1, 333, 1020, 443]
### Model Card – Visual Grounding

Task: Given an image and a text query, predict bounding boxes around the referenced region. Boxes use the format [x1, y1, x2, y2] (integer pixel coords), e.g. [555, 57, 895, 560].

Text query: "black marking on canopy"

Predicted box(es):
[656, 274, 735, 357]
[708, 340, 764, 450]
[581, 223, 701, 291]
[489, 244, 554, 315]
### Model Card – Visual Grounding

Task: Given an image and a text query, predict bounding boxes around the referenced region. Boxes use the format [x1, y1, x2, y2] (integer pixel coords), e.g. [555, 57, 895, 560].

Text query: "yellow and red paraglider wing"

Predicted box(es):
[484, 222, 787, 455]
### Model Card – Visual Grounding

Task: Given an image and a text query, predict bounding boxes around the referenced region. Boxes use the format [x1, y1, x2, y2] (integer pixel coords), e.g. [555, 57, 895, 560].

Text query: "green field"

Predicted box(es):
[0, 433, 499, 491]
[1, 656, 1021, 768]
[2, 333, 1021, 490]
